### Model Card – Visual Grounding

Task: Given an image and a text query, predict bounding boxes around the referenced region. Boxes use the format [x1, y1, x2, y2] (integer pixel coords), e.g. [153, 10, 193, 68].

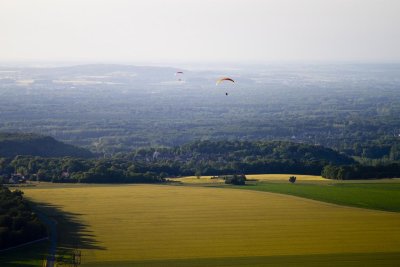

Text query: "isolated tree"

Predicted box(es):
[195, 170, 201, 179]
[225, 174, 246, 185]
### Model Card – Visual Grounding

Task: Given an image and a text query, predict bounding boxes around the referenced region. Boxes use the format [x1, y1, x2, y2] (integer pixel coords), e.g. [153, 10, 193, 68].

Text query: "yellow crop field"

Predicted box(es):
[22, 184, 400, 266]
[172, 174, 400, 185]
[169, 175, 224, 184]
[170, 174, 326, 185]
[246, 174, 326, 181]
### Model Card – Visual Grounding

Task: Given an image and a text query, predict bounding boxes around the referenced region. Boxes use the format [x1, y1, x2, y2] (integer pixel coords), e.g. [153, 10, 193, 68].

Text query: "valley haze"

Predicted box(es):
[0, 63, 399, 160]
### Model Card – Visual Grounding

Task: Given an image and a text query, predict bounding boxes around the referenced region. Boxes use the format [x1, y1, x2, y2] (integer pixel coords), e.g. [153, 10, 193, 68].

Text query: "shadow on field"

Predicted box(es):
[31, 201, 105, 265]
[0, 240, 48, 267]
[1, 201, 105, 266]
[35, 201, 105, 249]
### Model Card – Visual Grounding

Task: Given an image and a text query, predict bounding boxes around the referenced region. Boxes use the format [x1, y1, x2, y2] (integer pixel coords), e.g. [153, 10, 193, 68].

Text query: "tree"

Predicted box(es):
[225, 174, 246, 185]
[16, 166, 28, 176]
[195, 170, 201, 179]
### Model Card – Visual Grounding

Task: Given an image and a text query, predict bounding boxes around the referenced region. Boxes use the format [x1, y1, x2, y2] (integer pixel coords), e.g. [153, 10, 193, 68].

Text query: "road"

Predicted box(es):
[34, 208, 57, 267]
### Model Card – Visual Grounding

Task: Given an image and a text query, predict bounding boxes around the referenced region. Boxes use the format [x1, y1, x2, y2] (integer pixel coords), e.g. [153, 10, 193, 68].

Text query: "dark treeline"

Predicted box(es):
[341, 138, 400, 161]
[322, 164, 400, 180]
[0, 141, 357, 184]
[0, 140, 399, 183]
[0, 185, 47, 249]
[122, 140, 355, 176]
[0, 156, 164, 184]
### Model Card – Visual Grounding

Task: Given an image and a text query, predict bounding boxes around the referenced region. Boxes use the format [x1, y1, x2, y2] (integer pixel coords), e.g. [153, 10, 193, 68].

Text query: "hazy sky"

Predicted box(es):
[1, 0, 399, 63]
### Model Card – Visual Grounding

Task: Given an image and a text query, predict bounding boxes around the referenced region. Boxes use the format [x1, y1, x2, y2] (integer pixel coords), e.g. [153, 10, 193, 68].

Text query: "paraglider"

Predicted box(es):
[216, 77, 235, 85]
[175, 71, 184, 81]
[216, 77, 235, 96]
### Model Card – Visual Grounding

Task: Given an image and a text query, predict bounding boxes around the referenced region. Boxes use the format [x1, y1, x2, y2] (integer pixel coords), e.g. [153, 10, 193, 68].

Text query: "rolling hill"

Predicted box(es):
[0, 133, 93, 158]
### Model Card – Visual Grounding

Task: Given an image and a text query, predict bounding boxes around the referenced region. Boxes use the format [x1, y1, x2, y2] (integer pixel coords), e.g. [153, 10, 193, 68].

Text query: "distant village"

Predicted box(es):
[0, 171, 70, 185]
[1, 173, 27, 184]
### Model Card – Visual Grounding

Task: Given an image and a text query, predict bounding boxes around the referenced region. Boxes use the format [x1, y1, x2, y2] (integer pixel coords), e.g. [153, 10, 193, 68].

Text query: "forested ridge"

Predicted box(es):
[0, 133, 93, 158]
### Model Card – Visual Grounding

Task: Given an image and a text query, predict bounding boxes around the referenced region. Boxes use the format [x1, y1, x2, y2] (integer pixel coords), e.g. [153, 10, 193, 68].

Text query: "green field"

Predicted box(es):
[5, 183, 399, 266]
[175, 175, 400, 212]
[235, 182, 400, 212]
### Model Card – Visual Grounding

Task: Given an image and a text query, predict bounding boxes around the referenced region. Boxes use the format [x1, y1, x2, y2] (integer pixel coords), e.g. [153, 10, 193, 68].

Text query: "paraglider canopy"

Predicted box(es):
[216, 77, 235, 85]
[216, 77, 235, 95]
